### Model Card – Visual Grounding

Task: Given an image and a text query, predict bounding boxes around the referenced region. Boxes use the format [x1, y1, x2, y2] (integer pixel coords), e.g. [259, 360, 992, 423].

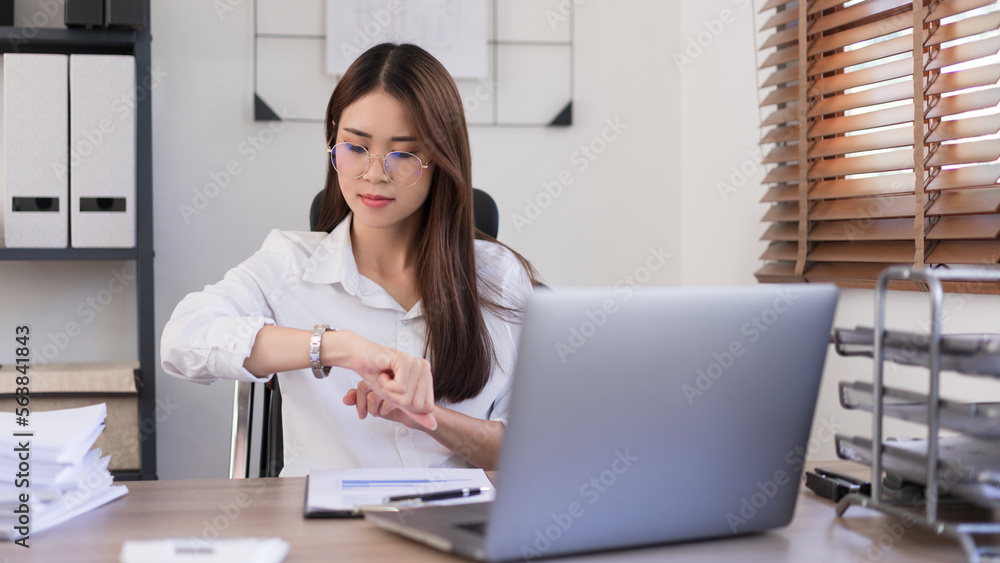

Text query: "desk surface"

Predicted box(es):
[0, 461, 969, 562]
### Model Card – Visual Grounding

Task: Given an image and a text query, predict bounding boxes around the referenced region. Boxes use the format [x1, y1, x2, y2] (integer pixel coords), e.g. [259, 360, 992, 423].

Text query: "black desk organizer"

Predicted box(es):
[833, 266, 1000, 563]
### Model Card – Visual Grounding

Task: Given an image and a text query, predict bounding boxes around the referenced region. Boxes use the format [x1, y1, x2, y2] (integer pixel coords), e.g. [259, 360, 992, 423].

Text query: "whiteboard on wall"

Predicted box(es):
[253, 0, 574, 126]
[326, 0, 489, 79]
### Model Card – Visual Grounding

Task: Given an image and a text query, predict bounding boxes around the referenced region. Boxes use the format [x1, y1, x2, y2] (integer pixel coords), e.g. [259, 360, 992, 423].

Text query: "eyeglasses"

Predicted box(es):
[327, 141, 430, 187]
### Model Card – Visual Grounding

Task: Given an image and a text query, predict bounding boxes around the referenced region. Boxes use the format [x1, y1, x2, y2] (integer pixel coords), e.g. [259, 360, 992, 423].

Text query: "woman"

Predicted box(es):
[161, 43, 538, 476]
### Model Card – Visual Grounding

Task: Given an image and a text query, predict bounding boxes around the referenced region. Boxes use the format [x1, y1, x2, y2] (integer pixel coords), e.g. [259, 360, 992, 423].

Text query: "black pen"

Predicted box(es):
[386, 487, 490, 503]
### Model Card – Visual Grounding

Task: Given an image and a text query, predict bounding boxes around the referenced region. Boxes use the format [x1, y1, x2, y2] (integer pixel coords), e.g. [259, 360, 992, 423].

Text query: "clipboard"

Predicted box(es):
[302, 467, 495, 519]
[302, 475, 363, 518]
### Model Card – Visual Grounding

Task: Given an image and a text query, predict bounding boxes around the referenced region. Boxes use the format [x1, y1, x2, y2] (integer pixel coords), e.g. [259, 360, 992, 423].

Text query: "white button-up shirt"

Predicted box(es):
[161, 215, 531, 476]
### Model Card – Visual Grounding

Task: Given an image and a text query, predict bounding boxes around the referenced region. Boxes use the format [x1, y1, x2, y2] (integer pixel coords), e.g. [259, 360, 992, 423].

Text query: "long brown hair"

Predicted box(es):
[315, 43, 538, 403]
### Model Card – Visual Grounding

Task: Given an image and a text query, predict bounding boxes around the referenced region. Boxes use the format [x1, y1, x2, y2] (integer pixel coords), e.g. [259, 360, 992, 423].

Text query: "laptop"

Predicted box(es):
[366, 284, 839, 561]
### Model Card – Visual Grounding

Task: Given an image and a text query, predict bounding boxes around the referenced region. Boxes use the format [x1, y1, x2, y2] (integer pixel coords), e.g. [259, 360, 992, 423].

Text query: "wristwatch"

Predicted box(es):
[309, 324, 335, 379]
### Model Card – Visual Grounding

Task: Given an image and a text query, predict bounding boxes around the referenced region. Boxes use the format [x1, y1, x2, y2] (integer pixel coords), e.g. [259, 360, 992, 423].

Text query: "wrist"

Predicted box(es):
[404, 404, 440, 433]
[321, 329, 354, 370]
[416, 404, 441, 432]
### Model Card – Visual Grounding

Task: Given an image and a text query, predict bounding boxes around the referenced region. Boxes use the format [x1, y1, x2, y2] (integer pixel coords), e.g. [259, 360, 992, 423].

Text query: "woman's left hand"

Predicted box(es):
[343, 379, 436, 431]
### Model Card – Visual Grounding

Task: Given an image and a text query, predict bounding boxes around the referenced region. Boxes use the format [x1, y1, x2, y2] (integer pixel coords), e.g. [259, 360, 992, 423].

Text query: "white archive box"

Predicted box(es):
[2, 53, 69, 248]
[70, 54, 136, 248]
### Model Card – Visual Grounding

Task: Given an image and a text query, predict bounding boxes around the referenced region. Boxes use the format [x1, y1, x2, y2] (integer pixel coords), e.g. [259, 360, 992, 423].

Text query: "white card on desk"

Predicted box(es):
[119, 537, 289, 563]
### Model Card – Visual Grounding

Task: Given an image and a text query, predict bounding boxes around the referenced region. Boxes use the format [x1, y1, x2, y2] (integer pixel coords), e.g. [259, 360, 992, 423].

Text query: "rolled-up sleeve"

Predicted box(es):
[161, 240, 288, 385]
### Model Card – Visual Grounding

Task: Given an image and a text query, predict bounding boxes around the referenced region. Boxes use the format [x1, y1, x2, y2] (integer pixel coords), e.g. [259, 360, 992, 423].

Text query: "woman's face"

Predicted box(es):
[334, 91, 433, 234]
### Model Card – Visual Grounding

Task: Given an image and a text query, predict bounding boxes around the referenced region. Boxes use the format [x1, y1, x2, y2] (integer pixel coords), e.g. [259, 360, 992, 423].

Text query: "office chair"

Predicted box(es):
[230, 187, 502, 478]
[307, 188, 500, 241]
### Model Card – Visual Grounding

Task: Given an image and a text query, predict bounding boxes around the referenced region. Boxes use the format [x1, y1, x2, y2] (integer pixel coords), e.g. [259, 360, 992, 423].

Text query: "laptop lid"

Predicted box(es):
[483, 284, 838, 561]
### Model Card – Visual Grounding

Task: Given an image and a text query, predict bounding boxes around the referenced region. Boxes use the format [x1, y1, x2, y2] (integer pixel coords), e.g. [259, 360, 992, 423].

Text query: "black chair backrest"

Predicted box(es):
[309, 188, 500, 239]
[472, 188, 499, 239]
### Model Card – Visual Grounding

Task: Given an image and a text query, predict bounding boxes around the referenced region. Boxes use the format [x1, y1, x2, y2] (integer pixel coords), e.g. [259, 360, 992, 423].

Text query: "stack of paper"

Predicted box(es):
[0, 404, 128, 543]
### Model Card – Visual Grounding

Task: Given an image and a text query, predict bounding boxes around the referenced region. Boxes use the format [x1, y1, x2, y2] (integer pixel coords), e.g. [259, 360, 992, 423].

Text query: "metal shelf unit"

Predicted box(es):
[836, 266, 1000, 563]
[0, 24, 156, 480]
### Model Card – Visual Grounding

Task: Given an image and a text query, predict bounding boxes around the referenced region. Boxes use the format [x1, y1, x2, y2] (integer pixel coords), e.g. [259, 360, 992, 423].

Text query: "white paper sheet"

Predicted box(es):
[326, 0, 488, 78]
[0, 481, 127, 540]
[0, 400, 106, 461]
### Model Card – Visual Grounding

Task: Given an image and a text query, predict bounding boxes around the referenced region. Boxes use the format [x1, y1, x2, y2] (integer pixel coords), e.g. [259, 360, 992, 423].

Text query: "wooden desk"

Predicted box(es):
[0, 461, 970, 562]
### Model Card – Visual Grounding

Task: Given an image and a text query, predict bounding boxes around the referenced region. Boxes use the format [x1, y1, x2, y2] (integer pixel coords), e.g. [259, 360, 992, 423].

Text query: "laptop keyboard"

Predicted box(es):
[454, 521, 487, 536]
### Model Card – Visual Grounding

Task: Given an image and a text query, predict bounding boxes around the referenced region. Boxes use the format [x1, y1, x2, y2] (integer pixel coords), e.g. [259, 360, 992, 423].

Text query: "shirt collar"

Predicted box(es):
[302, 213, 422, 316]
[302, 213, 358, 288]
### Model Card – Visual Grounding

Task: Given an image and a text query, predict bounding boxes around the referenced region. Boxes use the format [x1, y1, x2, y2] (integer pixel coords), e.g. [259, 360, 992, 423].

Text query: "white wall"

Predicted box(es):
[679, 0, 1000, 462]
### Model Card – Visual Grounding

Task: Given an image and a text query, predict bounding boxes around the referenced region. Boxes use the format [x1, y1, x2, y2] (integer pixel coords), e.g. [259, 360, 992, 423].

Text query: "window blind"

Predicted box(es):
[755, 0, 1000, 293]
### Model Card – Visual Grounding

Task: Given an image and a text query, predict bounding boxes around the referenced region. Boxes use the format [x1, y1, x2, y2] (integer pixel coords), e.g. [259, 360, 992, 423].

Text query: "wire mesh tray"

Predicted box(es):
[840, 381, 1000, 440]
[836, 434, 1000, 509]
[834, 326, 1000, 377]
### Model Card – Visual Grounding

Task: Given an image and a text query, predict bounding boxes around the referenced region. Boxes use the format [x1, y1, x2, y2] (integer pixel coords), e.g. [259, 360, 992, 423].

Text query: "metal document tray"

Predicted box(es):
[839, 381, 1000, 440]
[836, 434, 1000, 510]
[834, 326, 1000, 378]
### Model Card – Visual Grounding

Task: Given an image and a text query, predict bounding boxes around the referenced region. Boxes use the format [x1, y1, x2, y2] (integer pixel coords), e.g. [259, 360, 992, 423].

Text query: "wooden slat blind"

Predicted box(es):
[755, 0, 1000, 291]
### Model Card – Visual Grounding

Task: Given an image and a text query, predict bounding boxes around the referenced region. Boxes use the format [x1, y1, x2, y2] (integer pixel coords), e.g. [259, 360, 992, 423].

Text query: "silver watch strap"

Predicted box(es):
[310, 324, 334, 379]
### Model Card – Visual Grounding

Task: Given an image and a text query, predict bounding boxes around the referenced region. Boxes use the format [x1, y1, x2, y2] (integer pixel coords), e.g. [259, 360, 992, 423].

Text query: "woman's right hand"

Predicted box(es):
[328, 330, 437, 430]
